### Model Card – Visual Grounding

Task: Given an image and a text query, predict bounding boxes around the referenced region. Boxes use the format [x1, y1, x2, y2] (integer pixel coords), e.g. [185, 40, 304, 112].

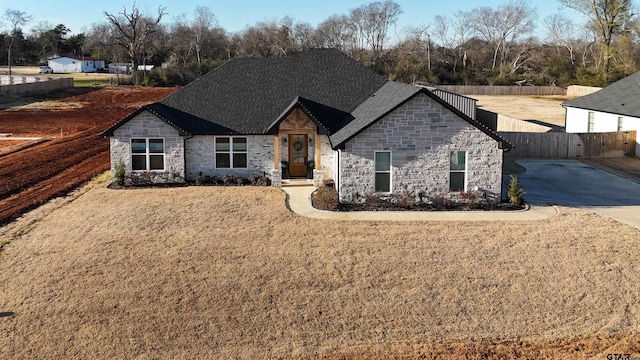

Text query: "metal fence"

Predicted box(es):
[500, 131, 636, 158]
[436, 85, 567, 96]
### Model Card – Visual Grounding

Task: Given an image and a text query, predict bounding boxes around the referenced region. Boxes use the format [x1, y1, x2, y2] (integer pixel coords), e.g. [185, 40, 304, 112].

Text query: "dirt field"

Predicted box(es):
[473, 95, 569, 128]
[0, 86, 177, 224]
[0, 180, 639, 358]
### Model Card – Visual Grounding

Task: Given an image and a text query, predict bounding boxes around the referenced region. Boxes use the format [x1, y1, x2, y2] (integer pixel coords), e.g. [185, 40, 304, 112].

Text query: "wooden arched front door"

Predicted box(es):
[288, 134, 308, 177]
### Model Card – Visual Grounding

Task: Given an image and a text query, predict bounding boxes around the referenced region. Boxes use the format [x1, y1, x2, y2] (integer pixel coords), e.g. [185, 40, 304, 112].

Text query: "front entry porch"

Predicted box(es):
[271, 108, 324, 187]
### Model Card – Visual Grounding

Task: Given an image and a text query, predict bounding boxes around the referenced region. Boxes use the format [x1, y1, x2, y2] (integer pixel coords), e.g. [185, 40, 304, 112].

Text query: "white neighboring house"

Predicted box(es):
[562, 71, 640, 155]
[109, 63, 133, 74]
[48, 56, 105, 73]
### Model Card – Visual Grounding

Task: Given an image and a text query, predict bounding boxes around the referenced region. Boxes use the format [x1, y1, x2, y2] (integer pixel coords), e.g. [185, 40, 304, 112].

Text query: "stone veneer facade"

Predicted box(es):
[110, 111, 185, 184]
[185, 135, 274, 180]
[338, 93, 504, 202]
[109, 95, 503, 197]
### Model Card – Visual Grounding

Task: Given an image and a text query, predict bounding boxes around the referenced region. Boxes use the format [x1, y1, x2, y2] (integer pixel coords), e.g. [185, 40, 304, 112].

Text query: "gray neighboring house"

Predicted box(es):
[563, 71, 640, 155]
[102, 49, 512, 202]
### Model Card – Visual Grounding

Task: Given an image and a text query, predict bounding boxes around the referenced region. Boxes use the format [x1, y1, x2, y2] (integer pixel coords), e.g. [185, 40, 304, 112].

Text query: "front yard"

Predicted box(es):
[0, 174, 639, 358]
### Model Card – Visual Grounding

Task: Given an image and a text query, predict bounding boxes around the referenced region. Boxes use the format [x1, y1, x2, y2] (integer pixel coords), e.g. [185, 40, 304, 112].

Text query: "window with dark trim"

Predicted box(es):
[374, 151, 391, 193]
[215, 137, 247, 168]
[131, 138, 165, 171]
[449, 151, 466, 191]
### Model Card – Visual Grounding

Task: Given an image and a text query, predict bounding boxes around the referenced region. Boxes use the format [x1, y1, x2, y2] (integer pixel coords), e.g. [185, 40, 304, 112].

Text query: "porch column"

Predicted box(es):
[313, 134, 323, 187]
[271, 134, 282, 187]
[273, 134, 279, 169]
[315, 134, 321, 169]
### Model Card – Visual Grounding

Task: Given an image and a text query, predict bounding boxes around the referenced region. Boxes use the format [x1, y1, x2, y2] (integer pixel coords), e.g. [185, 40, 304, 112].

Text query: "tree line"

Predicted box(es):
[1, 0, 638, 87]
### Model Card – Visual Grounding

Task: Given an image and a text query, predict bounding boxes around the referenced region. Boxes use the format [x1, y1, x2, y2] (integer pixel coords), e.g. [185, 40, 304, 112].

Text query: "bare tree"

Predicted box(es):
[349, 1, 402, 56]
[559, 0, 635, 81]
[544, 14, 579, 63]
[31, 21, 54, 60]
[3, 9, 32, 75]
[404, 24, 430, 70]
[451, 11, 474, 69]
[238, 18, 294, 57]
[433, 15, 463, 73]
[104, 3, 167, 70]
[470, 0, 536, 76]
[292, 22, 315, 51]
[190, 6, 217, 65]
[315, 15, 355, 51]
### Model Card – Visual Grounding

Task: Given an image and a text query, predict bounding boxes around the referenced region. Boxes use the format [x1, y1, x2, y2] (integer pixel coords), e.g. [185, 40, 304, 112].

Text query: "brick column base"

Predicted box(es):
[313, 169, 323, 187]
[271, 169, 281, 187]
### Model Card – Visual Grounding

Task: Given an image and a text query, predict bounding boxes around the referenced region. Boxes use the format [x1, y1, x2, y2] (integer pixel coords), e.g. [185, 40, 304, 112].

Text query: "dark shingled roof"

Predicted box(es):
[102, 102, 236, 136]
[562, 71, 640, 118]
[159, 49, 386, 134]
[266, 96, 353, 136]
[102, 48, 511, 150]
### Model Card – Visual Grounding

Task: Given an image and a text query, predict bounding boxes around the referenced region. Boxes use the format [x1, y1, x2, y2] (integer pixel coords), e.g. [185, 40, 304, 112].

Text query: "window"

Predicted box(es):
[588, 111, 595, 132]
[131, 138, 164, 171]
[374, 151, 391, 193]
[450, 151, 466, 191]
[215, 137, 247, 168]
[618, 116, 624, 131]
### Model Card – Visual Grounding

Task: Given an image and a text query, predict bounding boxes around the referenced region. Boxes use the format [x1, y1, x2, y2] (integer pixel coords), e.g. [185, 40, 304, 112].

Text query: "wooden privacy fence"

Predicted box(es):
[477, 109, 554, 132]
[436, 85, 566, 96]
[566, 85, 601, 97]
[500, 131, 636, 158]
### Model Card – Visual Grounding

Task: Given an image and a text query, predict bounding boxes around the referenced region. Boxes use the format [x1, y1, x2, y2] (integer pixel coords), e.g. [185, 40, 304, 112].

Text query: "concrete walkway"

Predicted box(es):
[281, 186, 557, 221]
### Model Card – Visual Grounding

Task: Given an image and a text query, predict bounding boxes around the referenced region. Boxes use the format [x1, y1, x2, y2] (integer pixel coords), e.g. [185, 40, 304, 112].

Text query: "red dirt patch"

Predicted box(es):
[0, 86, 177, 224]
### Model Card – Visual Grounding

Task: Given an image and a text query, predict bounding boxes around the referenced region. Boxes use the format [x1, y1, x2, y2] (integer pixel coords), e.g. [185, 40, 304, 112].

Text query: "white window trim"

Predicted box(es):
[449, 150, 467, 192]
[374, 150, 392, 193]
[131, 138, 165, 172]
[587, 111, 595, 133]
[214, 136, 248, 169]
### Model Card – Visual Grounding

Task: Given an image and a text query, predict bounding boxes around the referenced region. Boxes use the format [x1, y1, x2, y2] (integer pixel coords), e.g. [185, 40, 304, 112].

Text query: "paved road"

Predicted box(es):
[517, 159, 640, 230]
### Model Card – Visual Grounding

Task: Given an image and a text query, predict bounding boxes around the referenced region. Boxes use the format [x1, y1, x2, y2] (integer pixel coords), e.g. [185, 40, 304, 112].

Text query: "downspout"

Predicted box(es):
[336, 149, 340, 194]
[184, 134, 193, 182]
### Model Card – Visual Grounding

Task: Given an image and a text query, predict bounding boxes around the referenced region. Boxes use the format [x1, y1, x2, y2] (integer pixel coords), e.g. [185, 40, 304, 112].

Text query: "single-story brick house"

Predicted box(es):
[563, 71, 640, 155]
[102, 49, 512, 202]
[48, 55, 105, 73]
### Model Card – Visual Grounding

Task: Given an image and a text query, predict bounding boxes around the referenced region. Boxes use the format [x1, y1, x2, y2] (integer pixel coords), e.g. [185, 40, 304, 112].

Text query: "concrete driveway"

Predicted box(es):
[517, 159, 640, 230]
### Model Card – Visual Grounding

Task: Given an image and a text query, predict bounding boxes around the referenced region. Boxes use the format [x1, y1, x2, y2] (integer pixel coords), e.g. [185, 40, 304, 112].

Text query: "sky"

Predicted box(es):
[0, 0, 583, 41]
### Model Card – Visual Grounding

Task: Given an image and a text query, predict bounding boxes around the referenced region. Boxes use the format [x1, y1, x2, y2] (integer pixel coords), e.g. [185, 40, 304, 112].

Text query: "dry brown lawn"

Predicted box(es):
[1, 174, 640, 359]
[583, 157, 640, 184]
[473, 95, 568, 128]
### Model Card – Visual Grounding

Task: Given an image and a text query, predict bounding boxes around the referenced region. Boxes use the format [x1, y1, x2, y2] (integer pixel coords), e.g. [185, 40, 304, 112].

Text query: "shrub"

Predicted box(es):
[114, 159, 126, 186]
[235, 176, 249, 185]
[248, 175, 270, 186]
[196, 172, 213, 185]
[362, 193, 386, 208]
[507, 175, 525, 206]
[430, 192, 452, 210]
[312, 186, 339, 211]
[256, 176, 271, 186]
[459, 190, 482, 210]
[394, 191, 417, 208]
[221, 175, 234, 185]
